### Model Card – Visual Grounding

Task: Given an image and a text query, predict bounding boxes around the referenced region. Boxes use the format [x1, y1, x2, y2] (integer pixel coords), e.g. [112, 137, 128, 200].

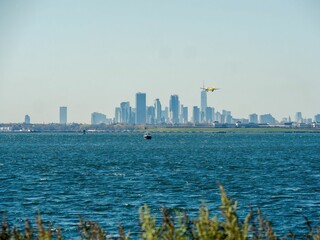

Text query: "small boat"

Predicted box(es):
[144, 132, 152, 140]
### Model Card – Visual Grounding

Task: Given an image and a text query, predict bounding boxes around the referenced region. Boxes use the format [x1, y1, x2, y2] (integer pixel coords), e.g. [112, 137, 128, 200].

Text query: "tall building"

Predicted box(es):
[120, 102, 131, 124]
[154, 99, 162, 124]
[200, 111, 205, 123]
[295, 112, 303, 123]
[200, 90, 207, 122]
[91, 112, 107, 125]
[222, 110, 231, 116]
[162, 107, 169, 123]
[192, 106, 200, 124]
[135, 92, 146, 124]
[211, 107, 215, 122]
[182, 106, 188, 124]
[315, 114, 320, 123]
[146, 106, 155, 124]
[169, 95, 180, 124]
[215, 111, 222, 123]
[24, 115, 30, 124]
[114, 107, 121, 123]
[221, 110, 232, 124]
[249, 113, 258, 123]
[59, 106, 67, 124]
[130, 108, 136, 125]
[205, 107, 213, 123]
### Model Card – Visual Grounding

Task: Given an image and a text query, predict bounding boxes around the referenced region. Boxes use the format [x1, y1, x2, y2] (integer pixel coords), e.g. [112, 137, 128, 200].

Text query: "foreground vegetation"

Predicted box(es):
[1, 185, 319, 239]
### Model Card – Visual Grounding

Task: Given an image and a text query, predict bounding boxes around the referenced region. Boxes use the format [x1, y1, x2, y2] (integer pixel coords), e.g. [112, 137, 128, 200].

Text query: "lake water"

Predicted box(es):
[0, 132, 319, 238]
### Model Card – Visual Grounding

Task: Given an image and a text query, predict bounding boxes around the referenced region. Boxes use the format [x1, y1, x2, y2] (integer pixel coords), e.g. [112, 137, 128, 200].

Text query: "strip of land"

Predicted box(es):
[140, 127, 320, 133]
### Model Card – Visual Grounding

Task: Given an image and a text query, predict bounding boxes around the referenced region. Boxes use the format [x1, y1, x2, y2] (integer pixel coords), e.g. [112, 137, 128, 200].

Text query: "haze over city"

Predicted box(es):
[1, 1, 319, 124]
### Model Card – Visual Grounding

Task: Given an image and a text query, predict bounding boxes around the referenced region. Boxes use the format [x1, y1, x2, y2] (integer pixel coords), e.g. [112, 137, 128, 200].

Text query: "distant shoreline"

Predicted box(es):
[1, 127, 320, 134]
[138, 127, 320, 133]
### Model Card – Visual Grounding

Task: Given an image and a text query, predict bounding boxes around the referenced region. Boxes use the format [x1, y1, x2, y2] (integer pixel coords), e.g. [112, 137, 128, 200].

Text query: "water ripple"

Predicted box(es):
[0, 132, 319, 238]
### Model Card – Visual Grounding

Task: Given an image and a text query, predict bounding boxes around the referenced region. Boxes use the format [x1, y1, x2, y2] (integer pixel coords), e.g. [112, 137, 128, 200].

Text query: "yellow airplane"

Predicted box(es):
[201, 86, 220, 92]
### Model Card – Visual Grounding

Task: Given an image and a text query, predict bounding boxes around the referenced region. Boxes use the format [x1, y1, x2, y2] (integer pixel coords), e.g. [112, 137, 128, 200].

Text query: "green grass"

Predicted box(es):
[1, 184, 319, 239]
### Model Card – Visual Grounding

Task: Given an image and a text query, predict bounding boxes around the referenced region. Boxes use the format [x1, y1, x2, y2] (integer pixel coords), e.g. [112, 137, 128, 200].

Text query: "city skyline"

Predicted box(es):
[6, 90, 320, 125]
[1, 1, 319, 123]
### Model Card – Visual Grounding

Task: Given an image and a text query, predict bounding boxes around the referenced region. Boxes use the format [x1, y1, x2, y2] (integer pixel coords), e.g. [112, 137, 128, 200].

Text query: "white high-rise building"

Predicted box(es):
[154, 99, 162, 124]
[200, 90, 207, 122]
[201, 90, 207, 112]
[120, 102, 131, 124]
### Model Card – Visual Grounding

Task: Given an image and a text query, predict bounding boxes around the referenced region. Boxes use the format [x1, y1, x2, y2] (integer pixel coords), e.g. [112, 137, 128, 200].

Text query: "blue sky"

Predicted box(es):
[0, 0, 319, 123]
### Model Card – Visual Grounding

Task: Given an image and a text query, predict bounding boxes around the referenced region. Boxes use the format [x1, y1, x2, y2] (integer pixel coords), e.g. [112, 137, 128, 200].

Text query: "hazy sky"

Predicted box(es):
[1, 0, 319, 123]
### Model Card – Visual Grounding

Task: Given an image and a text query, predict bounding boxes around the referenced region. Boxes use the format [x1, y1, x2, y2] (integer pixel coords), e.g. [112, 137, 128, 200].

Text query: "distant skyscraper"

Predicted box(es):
[200, 90, 207, 122]
[192, 106, 200, 124]
[154, 99, 162, 124]
[120, 102, 131, 124]
[179, 104, 184, 124]
[295, 112, 303, 123]
[226, 115, 232, 124]
[91, 112, 107, 125]
[162, 107, 169, 123]
[211, 107, 215, 122]
[249, 113, 258, 123]
[130, 109, 136, 125]
[222, 110, 231, 116]
[114, 107, 121, 123]
[59, 106, 67, 124]
[135, 92, 146, 124]
[221, 110, 232, 124]
[182, 106, 188, 124]
[215, 111, 222, 123]
[200, 90, 207, 112]
[315, 114, 320, 123]
[205, 107, 213, 123]
[169, 95, 180, 124]
[146, 106, 155, 124]
[24, 115, 30, 124]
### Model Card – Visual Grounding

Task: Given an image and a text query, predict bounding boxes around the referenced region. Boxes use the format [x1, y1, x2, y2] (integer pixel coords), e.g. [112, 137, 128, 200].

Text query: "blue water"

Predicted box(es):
[0, 132, 319, 238]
